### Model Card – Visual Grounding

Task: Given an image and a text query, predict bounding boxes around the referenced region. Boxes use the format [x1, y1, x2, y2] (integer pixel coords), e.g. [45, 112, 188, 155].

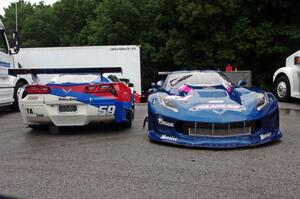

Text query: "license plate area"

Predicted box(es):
[59, 105, 77, 112]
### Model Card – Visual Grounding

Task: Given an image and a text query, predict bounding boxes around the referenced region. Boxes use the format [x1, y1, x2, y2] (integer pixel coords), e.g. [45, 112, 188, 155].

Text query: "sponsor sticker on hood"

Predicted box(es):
[189, 104, 245, 112]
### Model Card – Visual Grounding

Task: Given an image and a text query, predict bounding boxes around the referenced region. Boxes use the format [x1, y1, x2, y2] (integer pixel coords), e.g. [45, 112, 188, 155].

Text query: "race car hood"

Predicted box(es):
[150, 86, 278, 123]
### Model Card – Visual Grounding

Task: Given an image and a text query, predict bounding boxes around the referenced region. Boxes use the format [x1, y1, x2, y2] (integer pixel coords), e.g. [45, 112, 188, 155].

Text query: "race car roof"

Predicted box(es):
[159, 70, 217, 75]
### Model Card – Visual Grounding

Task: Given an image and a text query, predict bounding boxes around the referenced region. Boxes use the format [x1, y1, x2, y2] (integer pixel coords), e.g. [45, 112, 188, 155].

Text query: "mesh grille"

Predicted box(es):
[175, 120, 260, 137]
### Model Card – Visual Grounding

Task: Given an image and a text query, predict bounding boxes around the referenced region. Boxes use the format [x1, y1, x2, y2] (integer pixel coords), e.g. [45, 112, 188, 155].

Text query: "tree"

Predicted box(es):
[2, 0, 34, 46]
[21, 3, 59, 47]
[86, 0, 142, 45]
[2, 0, 300, 89]
[52, 0, 99, 46]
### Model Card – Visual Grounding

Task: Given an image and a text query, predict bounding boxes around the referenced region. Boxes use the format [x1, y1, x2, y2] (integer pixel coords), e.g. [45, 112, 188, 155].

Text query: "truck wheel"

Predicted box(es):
[274, 75, 291, 102]
[11, 81, 26, 111]
[28, 125, 48, 130]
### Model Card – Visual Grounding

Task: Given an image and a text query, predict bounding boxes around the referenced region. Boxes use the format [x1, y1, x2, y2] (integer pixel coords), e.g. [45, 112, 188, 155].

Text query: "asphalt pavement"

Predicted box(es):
[0, 103, 299, 199]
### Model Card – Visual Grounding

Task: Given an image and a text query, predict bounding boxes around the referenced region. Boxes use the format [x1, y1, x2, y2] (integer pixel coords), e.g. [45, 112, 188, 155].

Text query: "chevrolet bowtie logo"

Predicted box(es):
[62, 88, 72, 93]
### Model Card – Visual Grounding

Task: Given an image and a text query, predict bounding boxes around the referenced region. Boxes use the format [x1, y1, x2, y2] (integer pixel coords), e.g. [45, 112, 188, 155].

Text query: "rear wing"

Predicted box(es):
[8, 67, 122, 77]
[9, 67, 122, 84]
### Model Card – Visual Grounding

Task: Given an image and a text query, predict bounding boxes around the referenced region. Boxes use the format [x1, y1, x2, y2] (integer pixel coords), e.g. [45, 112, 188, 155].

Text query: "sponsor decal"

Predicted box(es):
[110, 47, 137, 51]
[161, 135, 178, 142]
[189, 104, 245, 115]
[28, 96, 39, 100]
[260, 132, 272, 140]
[208, 100, 224, 104]
[58, 97, 77, 101]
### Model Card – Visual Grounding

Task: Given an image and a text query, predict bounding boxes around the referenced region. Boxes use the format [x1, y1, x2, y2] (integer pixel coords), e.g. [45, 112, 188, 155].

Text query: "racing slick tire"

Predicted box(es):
[122, 110, 133, 128]
[10, 81, 26, 111]
[28, 125, 49, 130]
[274, 75, 291, 102]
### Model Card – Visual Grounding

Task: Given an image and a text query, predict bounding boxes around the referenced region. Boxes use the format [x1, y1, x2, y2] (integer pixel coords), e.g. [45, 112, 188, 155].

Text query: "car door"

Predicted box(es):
[0, 29, 14, 106]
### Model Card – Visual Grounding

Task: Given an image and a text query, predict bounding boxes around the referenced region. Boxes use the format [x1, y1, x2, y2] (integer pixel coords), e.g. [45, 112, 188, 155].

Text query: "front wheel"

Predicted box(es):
[274, 75, 291, 102]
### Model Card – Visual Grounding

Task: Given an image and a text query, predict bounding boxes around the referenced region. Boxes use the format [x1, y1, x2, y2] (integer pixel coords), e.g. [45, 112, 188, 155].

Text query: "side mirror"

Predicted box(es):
[237, 80, 247, 87]
[151, 80, 163, 89]
[128, 83, 134, 88]
[157, 80, 163, 87]
[12, 31, 20, 53]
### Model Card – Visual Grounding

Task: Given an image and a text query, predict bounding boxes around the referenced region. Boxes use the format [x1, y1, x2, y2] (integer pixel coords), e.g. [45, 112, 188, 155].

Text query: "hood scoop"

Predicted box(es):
[197, 90, 227, 98]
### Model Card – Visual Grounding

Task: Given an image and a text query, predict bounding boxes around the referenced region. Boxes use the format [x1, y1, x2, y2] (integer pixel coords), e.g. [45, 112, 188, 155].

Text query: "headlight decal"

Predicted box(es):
[256, 92, 269, 110]
[158, 94, 178, 112]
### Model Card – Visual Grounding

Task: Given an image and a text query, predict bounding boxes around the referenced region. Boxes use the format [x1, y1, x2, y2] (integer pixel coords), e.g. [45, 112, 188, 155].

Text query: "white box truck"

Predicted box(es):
[14, 45, 142, 94]
[273, 50, 300, 101]
[0, 19, 31, 110]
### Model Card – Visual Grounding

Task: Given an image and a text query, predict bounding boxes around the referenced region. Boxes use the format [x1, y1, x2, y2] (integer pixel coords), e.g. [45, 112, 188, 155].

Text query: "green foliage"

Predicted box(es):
[52, 0, 99, 46]
[21, 3, 59, 47]
[2, 0, 300, 90]
[2, 0, 34, 46]
[86, 0, 142, 45]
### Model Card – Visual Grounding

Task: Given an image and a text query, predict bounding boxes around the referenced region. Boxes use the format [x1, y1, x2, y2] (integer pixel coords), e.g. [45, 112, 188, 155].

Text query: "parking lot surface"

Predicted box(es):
[0, 103, 299, 199]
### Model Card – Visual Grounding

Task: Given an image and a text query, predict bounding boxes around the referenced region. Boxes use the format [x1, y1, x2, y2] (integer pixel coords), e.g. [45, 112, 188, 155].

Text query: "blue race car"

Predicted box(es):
[147, 70, 282, 148]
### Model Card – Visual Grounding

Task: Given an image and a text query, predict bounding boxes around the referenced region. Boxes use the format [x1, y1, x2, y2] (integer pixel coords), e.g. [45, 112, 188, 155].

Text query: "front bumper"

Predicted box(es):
[148, 129, 282, 148]
[147, 107, 282, 148]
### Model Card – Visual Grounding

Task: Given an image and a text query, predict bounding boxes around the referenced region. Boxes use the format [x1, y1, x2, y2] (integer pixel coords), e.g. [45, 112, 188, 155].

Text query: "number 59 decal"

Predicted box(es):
[99, 105, 116, 115]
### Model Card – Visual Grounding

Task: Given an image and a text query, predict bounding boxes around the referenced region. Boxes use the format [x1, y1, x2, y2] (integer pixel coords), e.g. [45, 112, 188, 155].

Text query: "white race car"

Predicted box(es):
[14, 67, 134, 129]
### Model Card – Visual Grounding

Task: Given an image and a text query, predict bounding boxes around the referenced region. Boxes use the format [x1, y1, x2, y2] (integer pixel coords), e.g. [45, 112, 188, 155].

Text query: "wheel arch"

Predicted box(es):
[273, 68, 295, 95]
[16, 78, 29, 86]
[10, 78, 29, 111]
[273, 72, 289, 91]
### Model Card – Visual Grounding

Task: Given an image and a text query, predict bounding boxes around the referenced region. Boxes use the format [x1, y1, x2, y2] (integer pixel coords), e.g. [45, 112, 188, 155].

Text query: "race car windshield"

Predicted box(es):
[51, 74, 101, 84]
[164, 72, 233, 89]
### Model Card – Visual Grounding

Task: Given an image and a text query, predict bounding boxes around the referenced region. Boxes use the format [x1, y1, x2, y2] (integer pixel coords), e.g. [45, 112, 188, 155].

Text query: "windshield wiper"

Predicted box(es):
[170, 74, 192, 86]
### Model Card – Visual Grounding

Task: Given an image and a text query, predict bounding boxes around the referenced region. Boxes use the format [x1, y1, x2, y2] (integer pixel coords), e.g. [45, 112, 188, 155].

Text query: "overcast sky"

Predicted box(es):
[0, 0, 58, 16]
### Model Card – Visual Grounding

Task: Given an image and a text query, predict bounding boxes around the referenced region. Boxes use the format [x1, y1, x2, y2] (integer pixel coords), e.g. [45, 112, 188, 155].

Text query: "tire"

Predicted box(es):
[10, 81, 26, 111]
[274, 75, 291, 102]
[123, 110, 133, 128]
[28, 125, 49, 130]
